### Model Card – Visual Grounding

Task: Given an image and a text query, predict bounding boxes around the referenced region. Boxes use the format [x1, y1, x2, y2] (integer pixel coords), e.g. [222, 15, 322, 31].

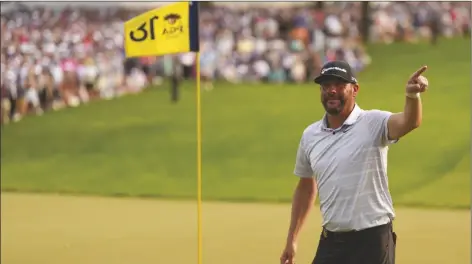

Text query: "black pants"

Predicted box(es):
[312, 222, 396, 264]
[182, 65, 193, 79]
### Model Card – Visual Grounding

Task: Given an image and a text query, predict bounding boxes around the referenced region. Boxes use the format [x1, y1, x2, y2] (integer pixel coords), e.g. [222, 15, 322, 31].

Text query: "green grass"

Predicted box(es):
[1, 37, 470, 208]
[2, 193, 470, 264]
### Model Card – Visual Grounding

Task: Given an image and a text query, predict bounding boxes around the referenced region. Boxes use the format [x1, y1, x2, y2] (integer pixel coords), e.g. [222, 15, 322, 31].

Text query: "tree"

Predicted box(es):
[199, 1, 213, 8]
[360, 2, 371, 43]
[309, 1, 324, 10]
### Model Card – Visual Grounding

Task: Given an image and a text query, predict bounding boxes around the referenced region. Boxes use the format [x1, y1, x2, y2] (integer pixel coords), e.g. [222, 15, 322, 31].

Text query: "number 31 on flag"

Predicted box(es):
[124, 1, 200, 58]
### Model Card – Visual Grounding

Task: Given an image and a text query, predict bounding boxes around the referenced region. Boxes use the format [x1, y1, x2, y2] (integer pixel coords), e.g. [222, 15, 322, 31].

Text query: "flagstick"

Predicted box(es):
[195, 51, 203, 264]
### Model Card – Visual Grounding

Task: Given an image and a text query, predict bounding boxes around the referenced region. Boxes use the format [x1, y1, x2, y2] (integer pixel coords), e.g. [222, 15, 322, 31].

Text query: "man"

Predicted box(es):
[170, 55, 182, 103]
[280, 61, 429, 264]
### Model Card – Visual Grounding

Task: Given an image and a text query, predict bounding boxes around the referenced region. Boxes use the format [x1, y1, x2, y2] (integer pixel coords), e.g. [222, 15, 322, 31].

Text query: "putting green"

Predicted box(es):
[1, 193, 469, 264]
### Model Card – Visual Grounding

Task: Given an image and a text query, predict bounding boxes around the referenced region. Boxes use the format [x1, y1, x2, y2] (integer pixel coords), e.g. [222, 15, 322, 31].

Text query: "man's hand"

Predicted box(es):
[387, 65, 429, 140]
[280, 241, 297, 264]
[406, 65, 429, 95]
[281, 178, 316, 264]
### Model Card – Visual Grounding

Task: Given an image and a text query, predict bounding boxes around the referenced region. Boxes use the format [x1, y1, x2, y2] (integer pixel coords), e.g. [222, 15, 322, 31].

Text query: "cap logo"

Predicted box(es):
[321, 67, 347, 74]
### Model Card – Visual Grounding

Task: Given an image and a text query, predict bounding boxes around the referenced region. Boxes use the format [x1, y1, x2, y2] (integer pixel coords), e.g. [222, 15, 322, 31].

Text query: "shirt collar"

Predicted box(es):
[322, 104, 363, 130]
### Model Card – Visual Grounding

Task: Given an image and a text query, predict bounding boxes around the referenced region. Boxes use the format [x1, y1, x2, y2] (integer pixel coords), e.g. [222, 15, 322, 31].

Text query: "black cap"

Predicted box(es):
[314, 60, 358, 84]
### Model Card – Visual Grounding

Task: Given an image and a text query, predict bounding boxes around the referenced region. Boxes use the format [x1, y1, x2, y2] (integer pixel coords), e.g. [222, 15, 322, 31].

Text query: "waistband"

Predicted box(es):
[323, 215, 393, 233]
[322, 222, 393, 240]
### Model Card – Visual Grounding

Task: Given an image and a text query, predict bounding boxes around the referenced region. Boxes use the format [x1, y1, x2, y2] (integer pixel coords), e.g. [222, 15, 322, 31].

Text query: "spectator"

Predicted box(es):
[1, 1, 469, 125]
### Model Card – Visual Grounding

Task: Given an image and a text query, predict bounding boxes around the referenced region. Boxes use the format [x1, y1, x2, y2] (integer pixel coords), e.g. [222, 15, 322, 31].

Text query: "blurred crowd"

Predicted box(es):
[1, 1, 470, 124]
[370, 2, 470, 44]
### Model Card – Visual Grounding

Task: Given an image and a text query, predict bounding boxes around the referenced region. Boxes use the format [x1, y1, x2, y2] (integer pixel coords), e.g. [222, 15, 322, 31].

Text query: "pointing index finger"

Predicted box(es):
[409, 65, 428, 80]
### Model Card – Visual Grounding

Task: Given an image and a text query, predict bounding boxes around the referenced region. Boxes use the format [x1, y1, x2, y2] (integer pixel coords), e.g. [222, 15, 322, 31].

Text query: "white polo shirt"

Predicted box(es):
[294, 104, 397, 232]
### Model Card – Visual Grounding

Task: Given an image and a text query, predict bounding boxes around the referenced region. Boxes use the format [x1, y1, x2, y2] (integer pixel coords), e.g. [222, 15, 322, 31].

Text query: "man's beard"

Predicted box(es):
[322, 95, 346, 115]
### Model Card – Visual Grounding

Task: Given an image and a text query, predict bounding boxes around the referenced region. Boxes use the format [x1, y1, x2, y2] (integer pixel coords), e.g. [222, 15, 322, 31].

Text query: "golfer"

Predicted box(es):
[280, 60, 429, 264]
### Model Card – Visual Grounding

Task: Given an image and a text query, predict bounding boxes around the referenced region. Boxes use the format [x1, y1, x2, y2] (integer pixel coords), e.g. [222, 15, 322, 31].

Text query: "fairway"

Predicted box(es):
[1, 193, 470, 264]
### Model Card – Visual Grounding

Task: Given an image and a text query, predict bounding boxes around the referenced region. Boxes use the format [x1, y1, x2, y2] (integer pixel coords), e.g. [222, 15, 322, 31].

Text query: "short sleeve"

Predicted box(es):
[293, 135, 314, 178]
[365, 110, 398, 146]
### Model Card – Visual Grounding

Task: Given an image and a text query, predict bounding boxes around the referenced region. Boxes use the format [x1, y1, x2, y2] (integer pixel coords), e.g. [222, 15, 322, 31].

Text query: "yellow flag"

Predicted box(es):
[124, 2, 200, 58]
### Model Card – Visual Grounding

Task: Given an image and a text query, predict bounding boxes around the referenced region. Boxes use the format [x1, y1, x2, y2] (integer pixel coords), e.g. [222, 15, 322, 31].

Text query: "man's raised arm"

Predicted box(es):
[387, 66, 429, 140]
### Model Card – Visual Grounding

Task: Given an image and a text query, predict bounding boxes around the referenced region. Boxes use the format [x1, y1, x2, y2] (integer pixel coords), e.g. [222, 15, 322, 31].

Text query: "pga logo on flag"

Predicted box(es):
[124, 2, 200, 58]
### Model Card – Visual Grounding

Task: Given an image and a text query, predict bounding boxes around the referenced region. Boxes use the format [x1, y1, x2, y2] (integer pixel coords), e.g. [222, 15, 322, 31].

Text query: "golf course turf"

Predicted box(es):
[1, 193, 470, 264]
[1, 37, 470, 264]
